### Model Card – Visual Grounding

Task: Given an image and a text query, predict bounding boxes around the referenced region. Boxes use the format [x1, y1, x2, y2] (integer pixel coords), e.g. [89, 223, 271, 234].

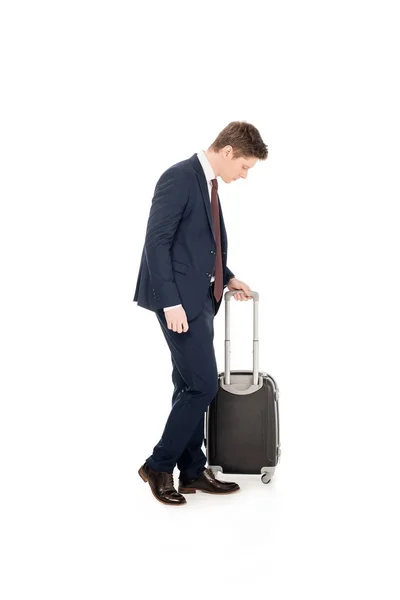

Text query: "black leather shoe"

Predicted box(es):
[138, 462, 187, 506]
[178, 467, 240, 495]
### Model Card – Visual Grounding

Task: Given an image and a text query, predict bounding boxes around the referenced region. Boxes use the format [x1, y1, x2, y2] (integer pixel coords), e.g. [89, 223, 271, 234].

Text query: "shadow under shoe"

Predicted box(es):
[178, 467, 240, 495]
[138, 462, 187, 506]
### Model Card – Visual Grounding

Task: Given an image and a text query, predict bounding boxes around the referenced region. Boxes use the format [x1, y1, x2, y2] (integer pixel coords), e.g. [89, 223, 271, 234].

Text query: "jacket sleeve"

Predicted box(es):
[144, 170, 189, 307]
[224, 266, 235, 287]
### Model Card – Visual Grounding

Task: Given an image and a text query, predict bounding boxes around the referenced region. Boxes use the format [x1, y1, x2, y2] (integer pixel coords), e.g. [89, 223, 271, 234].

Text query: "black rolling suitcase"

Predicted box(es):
[206, 290, 281, 484]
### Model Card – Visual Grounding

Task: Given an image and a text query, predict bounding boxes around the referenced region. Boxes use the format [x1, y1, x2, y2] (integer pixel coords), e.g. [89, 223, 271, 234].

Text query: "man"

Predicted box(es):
[133, 121, 268, 505]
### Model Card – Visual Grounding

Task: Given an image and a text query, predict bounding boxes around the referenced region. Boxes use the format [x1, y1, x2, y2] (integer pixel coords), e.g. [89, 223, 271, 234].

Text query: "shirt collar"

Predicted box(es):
[197, 150, 216, 184]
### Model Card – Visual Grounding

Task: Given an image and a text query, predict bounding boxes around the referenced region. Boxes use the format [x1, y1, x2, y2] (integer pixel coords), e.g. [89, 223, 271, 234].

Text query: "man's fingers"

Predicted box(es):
[233, 290, 251, 301]
[178, 320, 189, 333]
[165, 307, 189, 333]
[167, 319, 189, 333]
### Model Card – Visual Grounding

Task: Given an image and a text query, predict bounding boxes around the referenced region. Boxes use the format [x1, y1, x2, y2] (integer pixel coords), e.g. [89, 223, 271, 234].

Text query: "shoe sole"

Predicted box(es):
[178, 486, 240, 495]
[138, 467, 187, 506]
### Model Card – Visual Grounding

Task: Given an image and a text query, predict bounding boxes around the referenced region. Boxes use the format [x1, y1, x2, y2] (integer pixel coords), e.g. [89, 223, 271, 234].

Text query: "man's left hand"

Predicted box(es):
[226, 278, 252, 301]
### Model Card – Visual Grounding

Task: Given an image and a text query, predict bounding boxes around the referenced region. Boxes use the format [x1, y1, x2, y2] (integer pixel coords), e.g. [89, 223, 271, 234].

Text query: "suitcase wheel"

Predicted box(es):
[261, 474, 272, 484]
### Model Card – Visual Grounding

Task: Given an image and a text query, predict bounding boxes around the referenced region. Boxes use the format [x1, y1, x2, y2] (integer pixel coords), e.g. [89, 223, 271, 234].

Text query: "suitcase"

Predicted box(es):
[205, 290, 281, 484]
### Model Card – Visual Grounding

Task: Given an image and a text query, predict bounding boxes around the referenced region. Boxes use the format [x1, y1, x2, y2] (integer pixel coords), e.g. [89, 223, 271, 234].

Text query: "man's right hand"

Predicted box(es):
[164, 306, 189, 333]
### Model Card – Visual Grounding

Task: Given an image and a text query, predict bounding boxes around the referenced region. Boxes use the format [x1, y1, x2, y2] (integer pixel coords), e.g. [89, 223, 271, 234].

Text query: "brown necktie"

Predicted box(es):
[211, 178, 223, 302]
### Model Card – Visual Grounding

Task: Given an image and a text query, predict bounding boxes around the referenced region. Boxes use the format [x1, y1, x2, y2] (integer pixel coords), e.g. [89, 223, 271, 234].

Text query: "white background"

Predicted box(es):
[1, 1, 399, 598]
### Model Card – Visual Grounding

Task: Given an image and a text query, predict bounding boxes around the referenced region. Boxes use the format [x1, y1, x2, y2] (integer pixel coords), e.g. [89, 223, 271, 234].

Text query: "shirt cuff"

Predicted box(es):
[163, 304, 182, 312]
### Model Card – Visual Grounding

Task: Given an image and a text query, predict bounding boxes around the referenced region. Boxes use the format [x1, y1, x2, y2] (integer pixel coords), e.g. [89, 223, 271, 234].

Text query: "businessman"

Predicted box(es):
[133, 121, 268, 505]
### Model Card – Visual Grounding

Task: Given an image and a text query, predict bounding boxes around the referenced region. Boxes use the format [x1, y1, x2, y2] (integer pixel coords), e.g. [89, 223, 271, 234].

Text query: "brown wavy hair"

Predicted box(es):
[209, 121, 268, 160]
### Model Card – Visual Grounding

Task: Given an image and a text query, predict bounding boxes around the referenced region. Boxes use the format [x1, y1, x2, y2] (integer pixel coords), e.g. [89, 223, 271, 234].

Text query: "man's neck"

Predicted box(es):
[204, 149, 220, 178]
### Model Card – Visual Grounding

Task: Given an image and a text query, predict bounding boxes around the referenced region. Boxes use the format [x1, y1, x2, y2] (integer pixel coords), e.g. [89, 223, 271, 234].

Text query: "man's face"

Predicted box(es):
[220, 147, 258, 183]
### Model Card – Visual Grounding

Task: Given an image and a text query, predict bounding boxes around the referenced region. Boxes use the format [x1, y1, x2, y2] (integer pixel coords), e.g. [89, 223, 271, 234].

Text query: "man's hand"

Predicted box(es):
[227, 277, 252, 301]
[165, 306, 189, 333]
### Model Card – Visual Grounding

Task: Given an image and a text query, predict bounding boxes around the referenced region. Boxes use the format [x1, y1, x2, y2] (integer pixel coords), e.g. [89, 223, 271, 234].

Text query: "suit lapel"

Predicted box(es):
[190, 153, 227, 249]
[196, 170, 216, 243]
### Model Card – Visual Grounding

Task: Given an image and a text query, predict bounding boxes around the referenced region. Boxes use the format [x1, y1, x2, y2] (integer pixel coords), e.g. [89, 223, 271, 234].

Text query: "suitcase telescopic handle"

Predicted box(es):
[224, 290, 260, 386]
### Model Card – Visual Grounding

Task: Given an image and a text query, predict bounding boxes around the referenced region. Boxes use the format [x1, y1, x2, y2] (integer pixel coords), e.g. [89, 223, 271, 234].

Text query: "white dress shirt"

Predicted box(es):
[163, 150, 215, 312]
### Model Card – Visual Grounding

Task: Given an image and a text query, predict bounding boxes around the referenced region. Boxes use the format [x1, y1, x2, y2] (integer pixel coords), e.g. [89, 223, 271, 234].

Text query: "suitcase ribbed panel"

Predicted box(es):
[207, 373, 278, 474]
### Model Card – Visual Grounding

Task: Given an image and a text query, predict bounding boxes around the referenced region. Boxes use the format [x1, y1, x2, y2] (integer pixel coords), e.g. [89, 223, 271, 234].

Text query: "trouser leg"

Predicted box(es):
[170, 354, 207, 479]
[145, 285, 217, 474]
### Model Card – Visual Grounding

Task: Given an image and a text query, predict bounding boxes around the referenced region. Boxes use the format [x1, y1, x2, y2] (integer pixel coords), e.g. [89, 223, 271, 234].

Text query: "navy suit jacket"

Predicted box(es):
[133, 153, 235, 322]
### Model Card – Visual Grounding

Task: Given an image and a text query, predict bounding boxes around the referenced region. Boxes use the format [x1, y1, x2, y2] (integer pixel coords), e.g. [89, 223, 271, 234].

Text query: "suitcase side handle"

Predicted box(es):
[224, 290, 259, 385]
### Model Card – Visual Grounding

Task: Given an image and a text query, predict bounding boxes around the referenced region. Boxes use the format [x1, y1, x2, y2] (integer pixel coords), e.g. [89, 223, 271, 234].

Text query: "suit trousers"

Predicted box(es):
[145, 282, 218, 480]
